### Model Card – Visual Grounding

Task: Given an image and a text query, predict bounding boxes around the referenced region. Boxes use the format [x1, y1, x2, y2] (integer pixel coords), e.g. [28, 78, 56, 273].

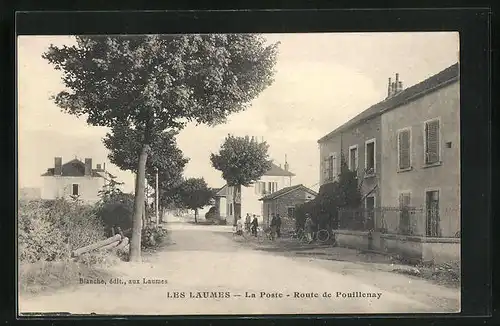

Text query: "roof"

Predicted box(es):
[259, 184, 318, 201]
[318, 63, 459, 143]
[214, 185, 227, 197]
[41, 158, 117, 179]
[264, 162, 295, 177]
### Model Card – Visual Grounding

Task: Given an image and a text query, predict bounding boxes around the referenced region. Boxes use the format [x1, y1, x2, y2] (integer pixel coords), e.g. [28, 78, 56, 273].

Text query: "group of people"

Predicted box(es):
[236, 214, 260, 237]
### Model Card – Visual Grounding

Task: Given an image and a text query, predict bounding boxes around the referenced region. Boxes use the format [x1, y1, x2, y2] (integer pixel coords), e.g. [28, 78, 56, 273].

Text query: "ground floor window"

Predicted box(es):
[72, 183, 79, 196]
[287, 206, 295, 219]
[229, 203, 233, 216]
[426, 190, 440, 237]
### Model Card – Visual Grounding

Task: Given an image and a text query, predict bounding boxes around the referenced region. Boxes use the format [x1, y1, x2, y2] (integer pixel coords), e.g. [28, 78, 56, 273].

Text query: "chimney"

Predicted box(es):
[54, 157, 62, 176]
[96, 164, 102, 171]
[284, 154, 289, 171]
[84, 158, 92, 176]
[387, 77, 392, 98]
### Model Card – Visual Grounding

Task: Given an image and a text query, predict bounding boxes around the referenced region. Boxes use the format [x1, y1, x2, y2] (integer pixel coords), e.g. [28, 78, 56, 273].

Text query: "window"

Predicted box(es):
[399, 192, 411, 235]
[349, 145, 358, 171]
[426, 190, 440, 237]
[254, 181, 267, 195]
[267, 182, 278, 194]
[72, 184, 79, 196]
[365, 139, 376, 174]
[229, 203, 233, 216]
[424, 119, 440, 165]
[397, 128, 411, 170]
[327, 153, 338, 181]
[287, 207, 295, 218]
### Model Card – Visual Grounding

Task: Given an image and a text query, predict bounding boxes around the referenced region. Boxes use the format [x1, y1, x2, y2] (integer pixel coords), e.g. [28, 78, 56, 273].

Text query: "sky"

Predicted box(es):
[17, 32, 459, 194]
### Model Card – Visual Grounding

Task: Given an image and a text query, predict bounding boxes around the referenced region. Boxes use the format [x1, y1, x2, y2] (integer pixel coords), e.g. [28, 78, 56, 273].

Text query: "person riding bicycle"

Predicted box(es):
[251, 215, 259, 237]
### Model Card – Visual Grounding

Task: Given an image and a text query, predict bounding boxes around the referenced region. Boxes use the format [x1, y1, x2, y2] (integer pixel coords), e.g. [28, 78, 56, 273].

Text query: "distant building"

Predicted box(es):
[225, 156, 295, 226]
[41, 157, 116, 203]
[19, 187, 41, 200]
[213, 185, 228, 219]
[259, 184, 317, 227]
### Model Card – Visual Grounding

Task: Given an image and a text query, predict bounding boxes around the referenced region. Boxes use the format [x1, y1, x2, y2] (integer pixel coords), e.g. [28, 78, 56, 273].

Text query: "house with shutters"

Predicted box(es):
[317, 63, 460, 263]
[225, 156, 295, 226]
[41, 157, 116, 203]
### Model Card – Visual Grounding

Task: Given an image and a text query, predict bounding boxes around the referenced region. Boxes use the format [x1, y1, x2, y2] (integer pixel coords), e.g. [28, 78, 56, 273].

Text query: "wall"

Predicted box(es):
[380, 81, 460, 237]
[41, 176, 106, 203]
[226, 174, 292, 225]
[340, 116, 382, 209]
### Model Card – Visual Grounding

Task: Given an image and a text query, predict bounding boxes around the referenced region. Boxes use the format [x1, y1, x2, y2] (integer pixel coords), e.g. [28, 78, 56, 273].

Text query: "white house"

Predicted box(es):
[41, 157, 116, 203]
[225, 159, 295, 225]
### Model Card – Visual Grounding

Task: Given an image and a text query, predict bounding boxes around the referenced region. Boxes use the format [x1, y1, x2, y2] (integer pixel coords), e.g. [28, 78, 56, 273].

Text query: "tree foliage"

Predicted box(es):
[43, 34, 279, 261]
[210, 135, 272, 187]
[295, 154, 362, 230]
[176, 178, 215, 223]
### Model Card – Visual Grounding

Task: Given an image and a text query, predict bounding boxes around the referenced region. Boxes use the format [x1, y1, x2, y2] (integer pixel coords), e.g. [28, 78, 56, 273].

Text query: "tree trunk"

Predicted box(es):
[234, 184, 242, 226]
[129, 144, 149, 262]
[194, 209, 198, 223]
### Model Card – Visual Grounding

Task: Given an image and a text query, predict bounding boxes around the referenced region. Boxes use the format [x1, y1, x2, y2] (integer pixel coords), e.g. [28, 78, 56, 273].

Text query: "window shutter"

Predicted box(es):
[398, 130, 411, 169]
[425, 120, 440, 164]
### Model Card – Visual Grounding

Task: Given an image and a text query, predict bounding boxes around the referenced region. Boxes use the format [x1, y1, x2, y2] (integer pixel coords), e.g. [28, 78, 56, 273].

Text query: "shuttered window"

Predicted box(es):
[398, 129, 411, 170]
[399, 193, 411, 208]
[425, 119, 440, 164]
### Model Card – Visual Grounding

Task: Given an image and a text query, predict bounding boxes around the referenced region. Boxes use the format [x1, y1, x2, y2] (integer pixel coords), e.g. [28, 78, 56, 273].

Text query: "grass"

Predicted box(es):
[392, 260, 460, 288]
[19, 258, 117, 296]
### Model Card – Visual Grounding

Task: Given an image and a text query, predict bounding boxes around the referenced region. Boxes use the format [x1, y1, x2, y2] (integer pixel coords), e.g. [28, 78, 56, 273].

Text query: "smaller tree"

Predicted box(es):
[177, 178, 215, 223]
[210, 135, 272, 225]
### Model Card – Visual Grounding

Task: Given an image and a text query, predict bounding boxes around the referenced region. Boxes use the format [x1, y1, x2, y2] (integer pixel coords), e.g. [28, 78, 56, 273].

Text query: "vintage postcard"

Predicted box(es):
[17, 32, 461, 315]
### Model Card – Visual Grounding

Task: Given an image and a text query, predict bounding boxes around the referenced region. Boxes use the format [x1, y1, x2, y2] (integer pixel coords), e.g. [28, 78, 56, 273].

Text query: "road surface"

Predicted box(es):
[18, 222, 460, 315]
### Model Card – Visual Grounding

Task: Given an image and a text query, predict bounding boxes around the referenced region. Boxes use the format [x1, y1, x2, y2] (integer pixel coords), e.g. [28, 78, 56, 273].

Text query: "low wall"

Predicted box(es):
[335, 230, 370, 250]
[334, 230, 460, 264]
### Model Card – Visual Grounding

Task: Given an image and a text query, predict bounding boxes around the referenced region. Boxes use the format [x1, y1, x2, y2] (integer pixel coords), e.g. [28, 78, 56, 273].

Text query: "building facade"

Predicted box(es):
[317, 63, 460, 263]
[41, 157, 116, 203]
[225, 161, 295, 225]
[260, 184, 317, 227]
[380, 67, 460, 238]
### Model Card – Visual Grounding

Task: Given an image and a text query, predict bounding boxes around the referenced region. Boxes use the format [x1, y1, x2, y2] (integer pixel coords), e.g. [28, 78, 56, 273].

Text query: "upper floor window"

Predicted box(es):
[424, 119, 440, 165]
[397, 128, 411, 170]
[348, 145, 358, 171]
[72, 184, 79, 196]
[365, 139, 376, 175]
[327, 153, 337, 181]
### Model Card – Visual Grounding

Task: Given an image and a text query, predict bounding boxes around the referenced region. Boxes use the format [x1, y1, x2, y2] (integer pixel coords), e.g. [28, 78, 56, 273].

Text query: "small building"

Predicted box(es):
[225, 155, 295, 226]
[41, 157, 116, 203]
[213, 185, 228, 219]
[259, 184, 318, 227]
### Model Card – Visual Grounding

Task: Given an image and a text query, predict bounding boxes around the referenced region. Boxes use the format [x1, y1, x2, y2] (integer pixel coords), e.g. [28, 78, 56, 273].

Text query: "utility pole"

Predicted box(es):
[155, 166, 159, 227]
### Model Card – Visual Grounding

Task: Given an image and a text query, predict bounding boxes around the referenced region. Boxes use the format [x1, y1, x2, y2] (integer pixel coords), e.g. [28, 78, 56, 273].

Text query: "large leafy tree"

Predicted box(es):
[176, 178, 215, 223]
[43, 35, 278, 261]
[210, 135, 272, 225]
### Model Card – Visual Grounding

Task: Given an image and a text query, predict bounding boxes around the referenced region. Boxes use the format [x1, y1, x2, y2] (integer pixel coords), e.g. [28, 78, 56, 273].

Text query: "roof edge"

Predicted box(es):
[259, 184, 318, 201]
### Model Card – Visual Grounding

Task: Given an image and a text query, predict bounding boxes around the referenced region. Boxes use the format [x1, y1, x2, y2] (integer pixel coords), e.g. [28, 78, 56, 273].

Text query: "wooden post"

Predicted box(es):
[72, 234, 122, 257]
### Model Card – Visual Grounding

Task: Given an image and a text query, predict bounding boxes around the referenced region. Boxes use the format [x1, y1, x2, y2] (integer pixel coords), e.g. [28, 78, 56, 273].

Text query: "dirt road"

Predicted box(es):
[18, 222, 460, 315]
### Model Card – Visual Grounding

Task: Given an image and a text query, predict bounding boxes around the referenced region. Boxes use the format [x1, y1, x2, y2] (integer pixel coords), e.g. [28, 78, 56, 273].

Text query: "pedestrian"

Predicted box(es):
[245, 213, 251, 233]
[235, 217, 244, 236]
[251, 215, 259, 237]
[276, 213, 282, 238]
[270, 213, 277, 240]
[304, 214, 314, 243]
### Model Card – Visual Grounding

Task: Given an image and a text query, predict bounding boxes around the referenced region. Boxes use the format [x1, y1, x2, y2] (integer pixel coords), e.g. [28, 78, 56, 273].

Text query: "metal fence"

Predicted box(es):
[338, 206, 460, 238]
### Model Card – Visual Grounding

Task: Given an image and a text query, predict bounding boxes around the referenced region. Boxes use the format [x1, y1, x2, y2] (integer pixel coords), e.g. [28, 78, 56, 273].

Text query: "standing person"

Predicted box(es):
[245, 213, 251, 232]
[304, 214, 314, 243]
[269, 213, 277, 241]
[276, 213, 282, 238]
[235, 217, 243, 236]
[251, 215, 259, 237]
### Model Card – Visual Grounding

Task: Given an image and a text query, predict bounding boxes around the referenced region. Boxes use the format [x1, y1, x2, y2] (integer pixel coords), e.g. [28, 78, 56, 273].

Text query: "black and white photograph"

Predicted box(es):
[17, 31, 461, 315]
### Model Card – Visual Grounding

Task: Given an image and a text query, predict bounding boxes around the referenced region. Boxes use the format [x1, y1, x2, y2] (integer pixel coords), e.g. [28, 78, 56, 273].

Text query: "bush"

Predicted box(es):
[18, 199, 107, 263]
[95, 192, 135, 236]
[141, 224, 169, 250]
[205, 206, 217, 220]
